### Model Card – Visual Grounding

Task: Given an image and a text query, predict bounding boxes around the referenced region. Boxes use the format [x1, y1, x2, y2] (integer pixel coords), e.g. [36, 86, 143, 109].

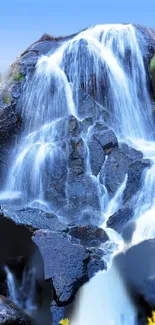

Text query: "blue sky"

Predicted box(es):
[1, 0, 155, 73]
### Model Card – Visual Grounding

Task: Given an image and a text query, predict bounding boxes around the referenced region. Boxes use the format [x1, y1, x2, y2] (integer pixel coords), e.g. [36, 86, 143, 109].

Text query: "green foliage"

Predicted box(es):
[3, 95, 11, 104]
[12, 71, 24, 81]
[150, 56, 155, 74]
[150, 56, 155, 82]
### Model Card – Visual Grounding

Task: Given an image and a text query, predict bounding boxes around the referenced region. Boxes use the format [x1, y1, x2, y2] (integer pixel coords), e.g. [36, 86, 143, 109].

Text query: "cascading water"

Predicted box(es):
[1, 23, 154, 210]
[5, 266, 37, 314]
[1, 23, 155, 324]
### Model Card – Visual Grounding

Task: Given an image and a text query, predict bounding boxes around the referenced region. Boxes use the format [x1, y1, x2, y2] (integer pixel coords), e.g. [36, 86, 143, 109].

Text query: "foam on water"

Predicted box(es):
[1, 23, 155, 324]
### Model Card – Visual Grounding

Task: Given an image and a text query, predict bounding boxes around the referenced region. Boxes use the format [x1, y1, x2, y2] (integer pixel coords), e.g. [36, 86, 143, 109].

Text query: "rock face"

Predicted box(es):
[66, 225, 108, 247]
[123, 159, 151, 203]
[0, 24, 155, 324]
[0, 295, 30, 324]
[92, 121, 118, 153]
[32, 229, 106, 305]
[100, 145, 145, 199]
[107, 201, 133, 233]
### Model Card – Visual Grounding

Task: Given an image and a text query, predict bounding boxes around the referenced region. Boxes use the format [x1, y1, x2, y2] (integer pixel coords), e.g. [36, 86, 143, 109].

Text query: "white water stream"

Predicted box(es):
[2, 24, 155, 324]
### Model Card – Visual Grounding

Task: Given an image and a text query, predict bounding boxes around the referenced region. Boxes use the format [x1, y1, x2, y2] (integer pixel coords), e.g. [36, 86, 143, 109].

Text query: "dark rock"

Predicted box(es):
[87, 250, 106, 279]
[51, 302, 65, 325]
[44, 149, 68, 211]
[33, 229, 106, 306]
[0, 295, 31, 324]
[92, 121, 118, 153]
[106, 201, 133, 233]
[0, 146, 12, 185]
[0, 105, 22, 145]
[135, 25, 155, 62]
[88, 136, 105, 176]
[75, 88, 109, 120]
[80, 116, 93, 134]
[120, 143, 143, 161]
[123, 159, 151, 203]
[67, 115, 79, 136]
[100, 147, 132, 197]
[67, 173, 100, 212]
[32, 230, 89, 305]
[24, 40, 60, 56]
[20, 52, 39, 73]
[68, 136, 86, 175]
[66, 225, 108, 247]
[1, 206, 67, 233]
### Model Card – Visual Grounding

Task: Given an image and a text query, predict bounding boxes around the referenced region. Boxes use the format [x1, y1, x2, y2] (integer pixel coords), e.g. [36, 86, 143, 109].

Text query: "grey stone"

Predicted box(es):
[123, 159, 151, 203]
[33, 230, 89, 304]
[106, 201, 133, 233]
[92, 121, 118, 153]
[66, 225, 109, 247]
[88, 135, 105, 176]
[0, 296, 30, 324]
[67, 173, 100, 211]
[100, 147, 132, 197]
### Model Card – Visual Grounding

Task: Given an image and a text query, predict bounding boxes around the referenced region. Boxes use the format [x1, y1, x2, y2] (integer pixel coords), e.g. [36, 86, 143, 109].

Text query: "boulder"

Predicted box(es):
[120, 143, 143, 161]
[68, 136, 86, 175]
[80, 116, 93, 134]
[88, 136, 105, 176]
[67, 115, 79, 137]
[1, 206, 67, 233]
[106, 201, 133, 233]
[123, 159, 151, 203]
[66, 225, 108, 247]
[92, 121, 118, 153]
[0, 105, 22, 145]
[100, 147, 132, 197]
[44, 148, 68, 211]
[0, 295, 30, 324]
[32, 230, 105, 305]
[75, 88, 109, 121]
[51, 302, 65, 325]
[66, 173, 100, 212]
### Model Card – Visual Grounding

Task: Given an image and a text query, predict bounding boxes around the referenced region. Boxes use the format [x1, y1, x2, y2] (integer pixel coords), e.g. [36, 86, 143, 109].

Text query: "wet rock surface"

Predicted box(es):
[0, 295, 31, 324]
[76, 88, 109, 121]
[92, 121, 118, 153]
[88, 136, 105, 176]
[66, 225, 108, 247]
[32, 229, 106, 305]
[0, 24, 155, 324]
[123, 159, 151, 203]
[106, 201, 134, 233]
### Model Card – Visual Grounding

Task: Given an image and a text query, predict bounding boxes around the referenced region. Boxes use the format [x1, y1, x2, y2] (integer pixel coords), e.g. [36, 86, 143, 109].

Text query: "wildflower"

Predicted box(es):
[148, 311, 155, 324]
[59, 318, 70, 325]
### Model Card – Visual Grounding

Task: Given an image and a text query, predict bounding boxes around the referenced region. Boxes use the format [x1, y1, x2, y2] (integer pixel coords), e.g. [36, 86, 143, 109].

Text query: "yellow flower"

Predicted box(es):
[59, 318, 70, 325]
[148, 311, 155, 324]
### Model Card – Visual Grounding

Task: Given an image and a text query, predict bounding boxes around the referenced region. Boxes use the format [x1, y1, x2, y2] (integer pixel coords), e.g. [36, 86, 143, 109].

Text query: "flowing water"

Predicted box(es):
[5, 266, 37, 314]
[1, 24, 155, 324]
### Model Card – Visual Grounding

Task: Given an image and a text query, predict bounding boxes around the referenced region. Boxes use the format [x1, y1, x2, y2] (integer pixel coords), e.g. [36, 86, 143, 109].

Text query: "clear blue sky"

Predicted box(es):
[1, 0, 155, 73]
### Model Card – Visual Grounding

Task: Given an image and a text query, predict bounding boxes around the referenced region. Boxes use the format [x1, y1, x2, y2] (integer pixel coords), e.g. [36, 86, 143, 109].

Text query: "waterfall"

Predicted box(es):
[0, 23, 153, 210]
[5, 266, 37, 314]
[1, 23, 155, 324]
[70, 267, 137, 325]
[103, 174, 128, 223]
